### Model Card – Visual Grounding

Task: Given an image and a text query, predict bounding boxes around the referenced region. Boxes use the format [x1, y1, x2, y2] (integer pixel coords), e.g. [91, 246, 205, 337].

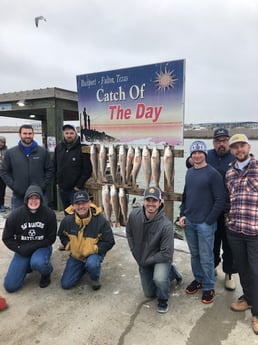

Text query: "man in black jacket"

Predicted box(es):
[2, 185, 57, 292]
[54, 124, 92, 213]
[0, 124, 53, 209]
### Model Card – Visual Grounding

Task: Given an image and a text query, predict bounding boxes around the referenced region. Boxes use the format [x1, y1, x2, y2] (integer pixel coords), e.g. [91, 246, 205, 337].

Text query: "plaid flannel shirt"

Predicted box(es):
[225, 155, 258, 236]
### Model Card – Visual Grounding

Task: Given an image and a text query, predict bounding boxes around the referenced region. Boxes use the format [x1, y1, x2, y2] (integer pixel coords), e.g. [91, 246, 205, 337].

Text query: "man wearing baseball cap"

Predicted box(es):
[58, 190, 115, 290]
[225, 134, 258, 334]
[179, 140, 225, 304]
[126, 186, 182, 314]
[207, 128, 237, 291]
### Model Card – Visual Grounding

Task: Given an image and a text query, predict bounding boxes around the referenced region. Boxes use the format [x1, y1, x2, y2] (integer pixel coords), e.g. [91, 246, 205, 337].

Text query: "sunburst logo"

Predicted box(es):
[154, 67, 177, 92]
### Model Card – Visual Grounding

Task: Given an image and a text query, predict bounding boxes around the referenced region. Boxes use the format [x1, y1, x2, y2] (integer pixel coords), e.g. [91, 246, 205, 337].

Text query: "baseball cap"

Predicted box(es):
[63, 124, 76, 132]
[143, 187, 162, 200]
[190, 140, 208, 156]
[213, 128, 229, 138]
[229, 134, 249, 147]
[73, 191, 90, 203]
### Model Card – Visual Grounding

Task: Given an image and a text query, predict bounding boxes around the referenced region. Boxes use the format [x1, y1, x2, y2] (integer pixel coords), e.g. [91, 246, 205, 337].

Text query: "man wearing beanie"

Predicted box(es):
[2, 185, 57, 292]
[58, 190, 115, 290]
[225, 134, 258, 335]
[54, 124, 92, 213]
[179, 140, 225, 304]
[0, 136, 8, 212]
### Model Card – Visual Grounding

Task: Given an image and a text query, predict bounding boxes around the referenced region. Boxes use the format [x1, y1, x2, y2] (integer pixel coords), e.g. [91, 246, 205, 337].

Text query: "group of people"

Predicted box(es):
[0, 124, 257, 336]
[179, 129, 258, 335]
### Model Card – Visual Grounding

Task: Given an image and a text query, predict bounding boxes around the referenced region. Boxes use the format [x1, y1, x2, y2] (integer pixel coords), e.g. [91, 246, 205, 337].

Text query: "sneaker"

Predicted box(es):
[157, 299, 169, 313]
[224, 274, 236, 291]
[202, 289, 215, 304]
[185, 280, 202, 294]
[39, 274, 51, 288]
[252, 316, 258, 335]
[91, 280, 101, 291]
[0, 296, 7, 311]
[231, 295, 251, 311]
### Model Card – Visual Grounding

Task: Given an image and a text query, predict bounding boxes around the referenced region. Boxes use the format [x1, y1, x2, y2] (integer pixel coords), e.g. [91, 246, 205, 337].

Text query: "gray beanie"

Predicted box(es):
[0, 136, 6, 143]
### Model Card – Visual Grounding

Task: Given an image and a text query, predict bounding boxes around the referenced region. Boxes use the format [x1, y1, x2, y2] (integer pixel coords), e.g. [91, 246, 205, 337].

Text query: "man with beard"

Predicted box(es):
[0, 124, 53, 209]
[207, 128, 237, 291]
[225, 134, 258, 335]
[54, 124, 92, 213]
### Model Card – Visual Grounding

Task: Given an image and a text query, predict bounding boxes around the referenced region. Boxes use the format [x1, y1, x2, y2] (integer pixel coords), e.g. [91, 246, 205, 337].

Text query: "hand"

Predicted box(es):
[178, 216, 186, 227]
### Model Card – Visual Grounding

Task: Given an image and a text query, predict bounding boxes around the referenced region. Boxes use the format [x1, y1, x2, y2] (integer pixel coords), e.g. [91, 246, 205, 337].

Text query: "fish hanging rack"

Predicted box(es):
[82, 144, 183, 224]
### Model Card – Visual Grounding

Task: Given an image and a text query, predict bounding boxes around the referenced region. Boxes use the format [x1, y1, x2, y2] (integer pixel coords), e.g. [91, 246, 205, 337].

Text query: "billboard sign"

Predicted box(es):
[77, 59, 185, 146]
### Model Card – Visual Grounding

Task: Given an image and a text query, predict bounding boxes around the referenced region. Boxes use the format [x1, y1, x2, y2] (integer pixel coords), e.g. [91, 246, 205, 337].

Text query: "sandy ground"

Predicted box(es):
[1, 192, 258, 345]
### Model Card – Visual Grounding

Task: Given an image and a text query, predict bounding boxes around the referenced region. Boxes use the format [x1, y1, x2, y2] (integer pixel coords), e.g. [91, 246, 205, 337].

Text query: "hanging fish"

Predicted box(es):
[110, 184, 120, 228]
[164, 145, 174, 191]
[151, 147, 161, 188]
[118, 145, 127, 186]
[101, 185, 112, 227]
[142, 145, 152, 188]
[108, 145, 117, 185]
[119, 187, 128, 226]
[90, 144, 98, 182]
[125, 145, 134, 185]
[99, 144, 107, 183]
[131, 146, 142, 189]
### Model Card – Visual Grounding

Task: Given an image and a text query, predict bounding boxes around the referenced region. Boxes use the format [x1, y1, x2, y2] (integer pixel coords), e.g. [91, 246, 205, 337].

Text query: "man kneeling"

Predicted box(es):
[2, 184, 57, 292]
[58, 191, 115, 290]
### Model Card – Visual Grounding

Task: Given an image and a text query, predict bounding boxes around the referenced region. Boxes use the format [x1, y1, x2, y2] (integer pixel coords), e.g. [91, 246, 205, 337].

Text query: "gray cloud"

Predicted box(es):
[0, 0, 257, 123]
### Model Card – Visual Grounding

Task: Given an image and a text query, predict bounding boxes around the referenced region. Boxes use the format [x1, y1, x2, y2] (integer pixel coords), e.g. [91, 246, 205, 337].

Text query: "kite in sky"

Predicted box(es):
[35, 16, 47, 28]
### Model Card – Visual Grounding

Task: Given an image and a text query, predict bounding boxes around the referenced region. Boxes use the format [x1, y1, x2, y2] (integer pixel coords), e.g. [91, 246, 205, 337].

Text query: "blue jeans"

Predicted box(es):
[61, 254, 105, 289]
[184, 220, 216, 291]
[58, 189, 76, 213]
[12, 193, 48, 210]
[139, 261, 172, 301]
[4, 246, 53, 292]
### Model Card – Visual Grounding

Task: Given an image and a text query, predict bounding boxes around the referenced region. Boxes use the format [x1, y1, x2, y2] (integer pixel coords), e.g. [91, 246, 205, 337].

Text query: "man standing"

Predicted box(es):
[2, 185, 57, 292]
[126, 186, 181, 314]
[0, 136, 8, 212]
[207, 128, 236, 290]
[0, 124, 53, 209]
[225, 134, 258, 335]
[58, 190, 115, 290]
[54, 124, 92, 212]
[179, 140, 225, 304]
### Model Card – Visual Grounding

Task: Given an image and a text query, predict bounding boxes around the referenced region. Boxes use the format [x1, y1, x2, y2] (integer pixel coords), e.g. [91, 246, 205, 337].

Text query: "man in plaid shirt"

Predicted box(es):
[225, 133, 258, 335]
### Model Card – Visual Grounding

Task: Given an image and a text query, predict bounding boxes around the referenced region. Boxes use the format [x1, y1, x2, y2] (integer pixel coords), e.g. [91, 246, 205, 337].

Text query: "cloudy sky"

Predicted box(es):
[0, 0, 257, 124]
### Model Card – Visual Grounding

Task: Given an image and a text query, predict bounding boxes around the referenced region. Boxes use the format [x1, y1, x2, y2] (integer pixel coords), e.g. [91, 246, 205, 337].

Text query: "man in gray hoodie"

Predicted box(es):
[126, 186, 181, 314]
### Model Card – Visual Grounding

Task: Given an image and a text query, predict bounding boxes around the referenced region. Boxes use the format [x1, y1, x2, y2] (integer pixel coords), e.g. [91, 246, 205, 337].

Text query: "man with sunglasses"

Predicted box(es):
[207, 128, 237, 291]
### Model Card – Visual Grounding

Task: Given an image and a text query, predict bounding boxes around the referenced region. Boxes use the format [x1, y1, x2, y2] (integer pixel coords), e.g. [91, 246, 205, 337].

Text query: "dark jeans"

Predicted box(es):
[214, 213, 237, 274]
[0, 177, 6, 206]
[227, 231, 258, 316]
[58, 189, 76, 214]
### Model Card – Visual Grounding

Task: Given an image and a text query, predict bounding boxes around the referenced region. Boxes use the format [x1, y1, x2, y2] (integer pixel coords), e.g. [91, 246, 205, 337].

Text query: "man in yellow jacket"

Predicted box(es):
[58, 190, 115, 290]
